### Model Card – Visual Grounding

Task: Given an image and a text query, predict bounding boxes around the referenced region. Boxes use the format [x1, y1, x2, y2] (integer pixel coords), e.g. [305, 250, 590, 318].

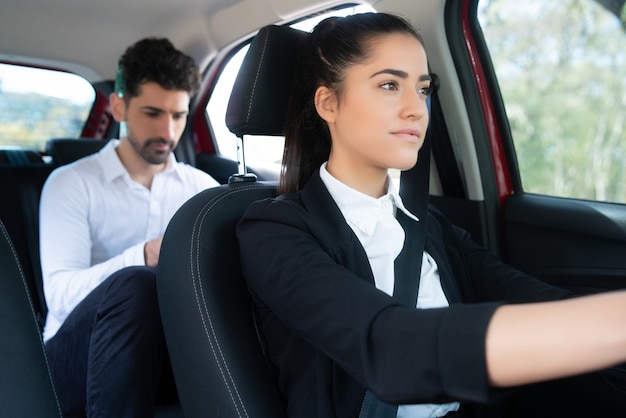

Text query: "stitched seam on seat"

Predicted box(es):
[191, 189, 247, 417]
[245, 32, 269, 123]
[0, 223, 64, 417]
[189, 184, 271, 417]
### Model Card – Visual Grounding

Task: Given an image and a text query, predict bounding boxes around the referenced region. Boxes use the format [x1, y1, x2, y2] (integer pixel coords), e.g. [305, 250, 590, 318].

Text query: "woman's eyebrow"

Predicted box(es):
[371, 68, 408, 78]
[370, 69, 432, 82]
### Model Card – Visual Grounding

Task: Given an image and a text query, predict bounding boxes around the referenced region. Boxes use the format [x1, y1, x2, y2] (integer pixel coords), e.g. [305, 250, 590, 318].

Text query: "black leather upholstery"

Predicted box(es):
[0, 219, 62, 417]
[0, 160, 53, 329]
[226, 24, 306, 137]
[157, 183, 283, 417]
[157, 23, 306, 418]
[46, 137, 109, 166]
[0, 139, 109, 331]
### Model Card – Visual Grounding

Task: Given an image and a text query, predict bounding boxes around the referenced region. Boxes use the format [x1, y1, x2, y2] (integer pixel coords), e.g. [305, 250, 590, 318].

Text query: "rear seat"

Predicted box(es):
[46, 137, 109, 167]
[0, 150, 54, 328]
[0, 137, 242, 332]
[0, 138, 109, 330]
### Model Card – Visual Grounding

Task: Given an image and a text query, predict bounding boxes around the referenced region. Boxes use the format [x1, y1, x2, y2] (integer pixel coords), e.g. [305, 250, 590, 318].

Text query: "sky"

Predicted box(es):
[0, 63, 95, 104]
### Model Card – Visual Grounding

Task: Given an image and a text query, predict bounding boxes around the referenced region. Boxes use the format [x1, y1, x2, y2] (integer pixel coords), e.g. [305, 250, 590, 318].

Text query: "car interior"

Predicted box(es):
[3, 0, 626, 417]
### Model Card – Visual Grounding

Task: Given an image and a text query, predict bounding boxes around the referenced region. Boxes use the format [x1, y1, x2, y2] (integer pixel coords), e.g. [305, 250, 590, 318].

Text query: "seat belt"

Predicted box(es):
[394, 119, 432, 302]
[359, 206, 428, 418]
[359, 95, 433, 418]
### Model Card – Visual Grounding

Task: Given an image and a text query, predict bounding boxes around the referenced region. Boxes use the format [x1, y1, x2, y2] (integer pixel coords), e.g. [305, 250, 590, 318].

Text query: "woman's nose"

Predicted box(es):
[402, 91, 428, 120]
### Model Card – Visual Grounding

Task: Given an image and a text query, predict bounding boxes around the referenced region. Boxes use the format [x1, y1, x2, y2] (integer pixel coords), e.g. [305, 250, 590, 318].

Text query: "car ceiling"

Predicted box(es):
[1, 0, 245, 81]
[0, 0, 445, 83]
[0, 0, 483, 199]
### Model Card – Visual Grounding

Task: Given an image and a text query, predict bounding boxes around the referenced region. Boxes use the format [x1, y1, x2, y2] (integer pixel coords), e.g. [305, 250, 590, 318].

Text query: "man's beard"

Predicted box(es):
[128, 134, 174, 165]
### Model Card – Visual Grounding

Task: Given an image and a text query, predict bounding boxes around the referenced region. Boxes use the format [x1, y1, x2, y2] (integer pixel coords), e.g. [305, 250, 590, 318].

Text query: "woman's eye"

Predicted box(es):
[418, 84, 434, 96]
[380, 81, 398, 91]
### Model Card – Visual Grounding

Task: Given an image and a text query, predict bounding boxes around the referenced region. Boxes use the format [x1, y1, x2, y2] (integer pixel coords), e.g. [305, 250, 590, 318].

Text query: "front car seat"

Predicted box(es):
[156, 24, 306, 418]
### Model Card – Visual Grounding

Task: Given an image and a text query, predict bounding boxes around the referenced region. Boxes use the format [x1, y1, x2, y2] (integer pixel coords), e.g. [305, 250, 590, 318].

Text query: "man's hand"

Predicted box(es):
[144, 235, 164, 267]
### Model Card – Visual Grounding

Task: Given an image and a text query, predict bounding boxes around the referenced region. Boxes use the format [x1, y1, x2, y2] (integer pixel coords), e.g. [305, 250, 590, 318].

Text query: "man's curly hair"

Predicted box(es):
[114, 37, 200, 99]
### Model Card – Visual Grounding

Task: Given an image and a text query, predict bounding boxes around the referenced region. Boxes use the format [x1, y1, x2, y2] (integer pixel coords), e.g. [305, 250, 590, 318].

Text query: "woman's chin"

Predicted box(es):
[392, 155, 420, 171]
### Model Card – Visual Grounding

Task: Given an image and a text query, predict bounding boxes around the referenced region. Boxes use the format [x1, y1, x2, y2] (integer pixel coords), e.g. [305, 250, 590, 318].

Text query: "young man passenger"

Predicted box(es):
[40, 37, 219, 417]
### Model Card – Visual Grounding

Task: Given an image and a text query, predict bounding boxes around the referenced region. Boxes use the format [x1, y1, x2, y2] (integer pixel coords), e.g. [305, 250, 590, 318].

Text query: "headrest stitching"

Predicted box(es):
[245, 31, 270, 123]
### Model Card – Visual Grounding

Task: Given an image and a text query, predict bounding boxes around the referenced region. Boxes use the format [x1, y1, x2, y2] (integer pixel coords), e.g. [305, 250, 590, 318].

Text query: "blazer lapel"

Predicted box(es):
[300, 171, 376, 285]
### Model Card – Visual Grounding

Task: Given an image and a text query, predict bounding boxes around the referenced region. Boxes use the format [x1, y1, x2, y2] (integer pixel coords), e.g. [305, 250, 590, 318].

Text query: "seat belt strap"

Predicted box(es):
[393, 209, 423, 307]
[360, 391, 398, 418]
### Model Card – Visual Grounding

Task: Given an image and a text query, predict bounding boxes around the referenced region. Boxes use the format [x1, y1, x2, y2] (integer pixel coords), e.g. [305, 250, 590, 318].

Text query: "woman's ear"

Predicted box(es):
[314, 86, 337, 124]
[109, 93, 127, 123]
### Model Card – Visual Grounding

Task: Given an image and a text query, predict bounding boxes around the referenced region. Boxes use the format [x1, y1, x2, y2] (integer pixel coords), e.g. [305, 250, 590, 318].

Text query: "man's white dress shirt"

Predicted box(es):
[40, 139, 219, 341]
[320, 163, 460, 418]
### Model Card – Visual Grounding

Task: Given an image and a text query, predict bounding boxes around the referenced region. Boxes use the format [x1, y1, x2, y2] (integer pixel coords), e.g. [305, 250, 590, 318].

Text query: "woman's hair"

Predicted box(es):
[279, 12, 424, 194]
[114, 37, 200, 100]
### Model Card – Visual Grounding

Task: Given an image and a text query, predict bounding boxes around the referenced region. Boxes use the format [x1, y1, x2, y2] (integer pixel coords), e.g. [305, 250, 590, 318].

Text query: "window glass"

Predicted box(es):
[478, 0, 626, 203]
[207, 4, 375, 178]
[0, 63, 95, 151]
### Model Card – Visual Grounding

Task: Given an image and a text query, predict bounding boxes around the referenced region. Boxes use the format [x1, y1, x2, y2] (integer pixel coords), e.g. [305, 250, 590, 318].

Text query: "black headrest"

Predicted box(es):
[225, 25, 307, 138]
[0, 149, 45, 166]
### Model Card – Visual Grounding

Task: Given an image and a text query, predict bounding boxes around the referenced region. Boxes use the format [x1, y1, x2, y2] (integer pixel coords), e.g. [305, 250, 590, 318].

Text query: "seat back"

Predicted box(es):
[0, 152, 54, 328]
[0, 219, 62, 417]
[45, 137, 109, 166]
[0, 139, 110, 331]
[157, 24, 306, 417]
[157, 183, 282, 417]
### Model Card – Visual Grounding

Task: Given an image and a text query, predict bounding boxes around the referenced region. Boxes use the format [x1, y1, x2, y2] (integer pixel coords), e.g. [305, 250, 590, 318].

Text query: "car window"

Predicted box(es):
[478, 0, 626, 203]
[0, 63, 95, 152]
[207, 4, 375, 178]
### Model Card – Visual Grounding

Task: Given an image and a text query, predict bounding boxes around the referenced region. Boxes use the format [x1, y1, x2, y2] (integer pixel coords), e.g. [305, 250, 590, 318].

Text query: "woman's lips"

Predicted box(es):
[392, 128, 420, 143]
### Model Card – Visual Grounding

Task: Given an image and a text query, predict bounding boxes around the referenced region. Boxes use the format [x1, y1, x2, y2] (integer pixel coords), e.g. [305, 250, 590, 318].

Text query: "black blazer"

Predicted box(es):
[237, 171, 573, 418]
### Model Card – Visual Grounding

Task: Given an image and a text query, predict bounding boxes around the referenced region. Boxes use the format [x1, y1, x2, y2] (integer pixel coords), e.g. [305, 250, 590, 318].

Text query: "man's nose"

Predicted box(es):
[158, 117, 176, 140]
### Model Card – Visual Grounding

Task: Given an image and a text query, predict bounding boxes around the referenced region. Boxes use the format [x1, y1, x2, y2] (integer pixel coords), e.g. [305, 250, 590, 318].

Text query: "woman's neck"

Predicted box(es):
[326, 158, 388, 198]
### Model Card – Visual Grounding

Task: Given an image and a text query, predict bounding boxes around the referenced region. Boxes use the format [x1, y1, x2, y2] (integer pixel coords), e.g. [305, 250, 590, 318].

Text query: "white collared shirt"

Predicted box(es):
[40, 139, 219, 341]
[319, 163, 459, 418]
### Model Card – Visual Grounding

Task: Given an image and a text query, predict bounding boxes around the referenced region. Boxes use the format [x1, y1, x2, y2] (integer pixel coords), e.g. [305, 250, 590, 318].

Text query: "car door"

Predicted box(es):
[452, 0, 626, 416]
[472, 0, 626, 294]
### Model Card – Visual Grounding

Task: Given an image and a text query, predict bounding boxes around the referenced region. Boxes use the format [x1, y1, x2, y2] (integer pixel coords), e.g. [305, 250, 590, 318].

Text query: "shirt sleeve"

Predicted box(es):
[39, 167, 146, 327]
[179, 163, 220, 190]
[202, 172, 220, 188]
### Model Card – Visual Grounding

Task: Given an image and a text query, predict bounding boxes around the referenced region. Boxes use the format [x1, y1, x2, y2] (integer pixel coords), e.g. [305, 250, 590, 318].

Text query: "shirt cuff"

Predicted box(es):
[123, 241, 148, 266]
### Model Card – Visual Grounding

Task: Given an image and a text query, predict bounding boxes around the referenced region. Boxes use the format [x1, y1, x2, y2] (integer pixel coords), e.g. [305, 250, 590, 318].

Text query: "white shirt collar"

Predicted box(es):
[319, 163, 418, 236]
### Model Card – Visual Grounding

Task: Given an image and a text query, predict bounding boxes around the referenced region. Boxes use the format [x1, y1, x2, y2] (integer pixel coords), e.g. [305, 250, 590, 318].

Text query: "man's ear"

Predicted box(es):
[314, 86, 337, 124]
[109, 92, 126, 123]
